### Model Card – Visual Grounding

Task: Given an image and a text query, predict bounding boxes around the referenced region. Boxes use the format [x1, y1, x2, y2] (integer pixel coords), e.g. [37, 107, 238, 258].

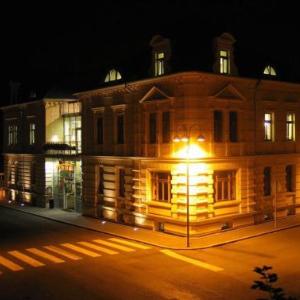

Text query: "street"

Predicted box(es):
[0, 207, 299, 300]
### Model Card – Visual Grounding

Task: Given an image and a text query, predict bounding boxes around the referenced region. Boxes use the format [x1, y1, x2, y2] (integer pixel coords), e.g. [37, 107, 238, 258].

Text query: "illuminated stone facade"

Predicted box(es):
[76, 72, 300, 235]
[2, 33, 300, 235]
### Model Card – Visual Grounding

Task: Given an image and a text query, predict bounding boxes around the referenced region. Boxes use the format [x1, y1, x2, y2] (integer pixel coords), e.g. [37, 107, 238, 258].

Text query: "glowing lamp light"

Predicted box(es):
[197, 135, 205, 142]
[181, 137, 189, 142]
[101, 220, 106, 224]
[173, 136, 181, 143]
[133, 227, 138, 231]
[20, 203, 25, 207]
[51, 135, 60, 143]
[173, 143, 207, 159]
[8, 200, 12, 204]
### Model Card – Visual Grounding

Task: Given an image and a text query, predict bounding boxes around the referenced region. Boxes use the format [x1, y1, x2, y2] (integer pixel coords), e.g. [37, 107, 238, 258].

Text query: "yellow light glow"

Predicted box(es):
[51, 135, 60, 143]
[173, 143, 207, 159]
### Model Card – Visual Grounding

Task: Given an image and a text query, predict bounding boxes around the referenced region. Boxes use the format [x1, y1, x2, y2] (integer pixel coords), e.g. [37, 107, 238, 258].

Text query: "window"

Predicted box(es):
[97, 117, 104, 144]
[64, 115, 82, 152]
[104, 69, 122, 82]
[29, 123, 36, 145]
[162, 111, 170, 143]
[229, 111, 238, 142]
[152, 172, 171, 202]
[264, 113, 274, 141]
[214, 111, 223, 142]
[286, 165, 294, 192]
[98, 166, 104, 194]
[286, 113, 295, 141]
[263, 167, 271, 196]
[8, 125, 18, 145]
[263, 65, 277, 76]
[220, 50, 230, 74]
[117, 114, 124, 144]
[214, 170, 236, 201]
[154, 52, 165, 76]
[149, 113, 157, 144]
[119, 169, 126, 197]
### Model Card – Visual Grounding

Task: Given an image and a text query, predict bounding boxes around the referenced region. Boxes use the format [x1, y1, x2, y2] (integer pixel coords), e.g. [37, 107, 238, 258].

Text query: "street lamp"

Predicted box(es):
[173, 125, 205, 247]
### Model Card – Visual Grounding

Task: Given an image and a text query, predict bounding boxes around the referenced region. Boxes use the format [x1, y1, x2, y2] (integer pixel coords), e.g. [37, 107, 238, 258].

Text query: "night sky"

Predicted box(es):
[2, 0, 300, 105]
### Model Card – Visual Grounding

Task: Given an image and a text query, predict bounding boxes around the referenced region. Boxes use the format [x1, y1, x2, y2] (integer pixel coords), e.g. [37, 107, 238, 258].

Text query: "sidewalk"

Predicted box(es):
[1, 201, 300, 250]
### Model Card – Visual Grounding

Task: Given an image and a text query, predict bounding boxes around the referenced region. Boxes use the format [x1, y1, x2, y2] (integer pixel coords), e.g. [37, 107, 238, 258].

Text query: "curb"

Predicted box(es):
[1, 204, 300, 250]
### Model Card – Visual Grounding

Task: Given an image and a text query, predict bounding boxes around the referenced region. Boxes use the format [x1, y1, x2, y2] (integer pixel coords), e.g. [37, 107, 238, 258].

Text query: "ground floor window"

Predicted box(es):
[151, 172, 171, 202]
[214, 170, 236, 201]
[263, 167, 271, 196]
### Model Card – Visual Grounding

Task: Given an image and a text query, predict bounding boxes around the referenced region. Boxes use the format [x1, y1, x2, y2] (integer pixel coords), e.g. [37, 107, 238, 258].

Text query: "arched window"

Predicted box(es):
[263, 65, 277, 76]
[104, 69, 122, 83]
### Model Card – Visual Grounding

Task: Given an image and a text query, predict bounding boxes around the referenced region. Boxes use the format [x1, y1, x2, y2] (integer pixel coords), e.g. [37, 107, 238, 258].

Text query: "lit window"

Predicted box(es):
[263, 65, 277, 76]
[8, 125, 18, 145]
[214, 170, 236, 201]
[104, 69, 122, 82]
[264, 113, 274, 141]
[63, 115, 81, 153]
[286, 113, 295, 141]
[220, 50, 230, 74]
[154, 52, 165, 76]
[263, 167, 271, 196]
[152, 172, 171, 202]
[29, 123, 36, 145]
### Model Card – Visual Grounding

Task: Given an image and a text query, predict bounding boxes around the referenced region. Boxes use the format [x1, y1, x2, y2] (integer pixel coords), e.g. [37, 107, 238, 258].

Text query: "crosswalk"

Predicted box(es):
[0, 238, 152, 275]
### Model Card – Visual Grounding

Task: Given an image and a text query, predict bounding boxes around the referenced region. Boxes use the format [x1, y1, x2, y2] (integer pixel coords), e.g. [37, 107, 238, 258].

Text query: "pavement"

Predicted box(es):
[1, 200, 300, 250]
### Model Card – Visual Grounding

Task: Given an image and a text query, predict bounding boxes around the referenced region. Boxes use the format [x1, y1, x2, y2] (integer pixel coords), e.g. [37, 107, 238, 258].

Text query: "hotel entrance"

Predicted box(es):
[45, 158, 82, 212]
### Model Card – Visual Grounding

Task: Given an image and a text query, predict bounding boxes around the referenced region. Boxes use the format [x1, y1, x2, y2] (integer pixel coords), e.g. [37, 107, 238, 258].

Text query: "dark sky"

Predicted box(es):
[2, 0, 300, 105]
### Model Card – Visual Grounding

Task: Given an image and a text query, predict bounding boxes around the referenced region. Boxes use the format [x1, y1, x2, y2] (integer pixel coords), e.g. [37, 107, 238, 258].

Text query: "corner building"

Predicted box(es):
[2, 33, 300, 236]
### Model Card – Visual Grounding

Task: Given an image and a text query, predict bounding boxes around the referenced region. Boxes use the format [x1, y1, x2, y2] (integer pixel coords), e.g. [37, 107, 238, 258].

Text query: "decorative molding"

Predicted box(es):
[111, 104, 127, 112]
[139, 86, 172, 103]
[212, 84, 246, 101]
[91, 107, 105, 114]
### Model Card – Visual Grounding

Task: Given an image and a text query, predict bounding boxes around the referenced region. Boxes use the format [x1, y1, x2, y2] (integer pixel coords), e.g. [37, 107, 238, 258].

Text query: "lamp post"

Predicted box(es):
[173, 125, 205, 248]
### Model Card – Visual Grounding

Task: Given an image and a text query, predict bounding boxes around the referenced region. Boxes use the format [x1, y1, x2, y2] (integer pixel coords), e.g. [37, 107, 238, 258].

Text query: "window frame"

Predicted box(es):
[263, 167, 272, 196]
[286, 112, 295, 141]
[214, 110, 223, 142]
[264, 112, 274, 141]
[229, 111, 238, 142]
[154, 52, 165, 76]
[220, 50, 230, 74]
[29, 123, 36, 145]
[151, 171, 171, 203]
[214, 170, 236, 202]
[285, 165, 294, 192]
[118, 168, 126, 198]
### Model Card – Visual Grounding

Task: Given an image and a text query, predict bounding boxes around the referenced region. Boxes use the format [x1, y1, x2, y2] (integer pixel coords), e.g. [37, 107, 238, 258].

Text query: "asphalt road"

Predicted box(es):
[0, 207, 300, 300]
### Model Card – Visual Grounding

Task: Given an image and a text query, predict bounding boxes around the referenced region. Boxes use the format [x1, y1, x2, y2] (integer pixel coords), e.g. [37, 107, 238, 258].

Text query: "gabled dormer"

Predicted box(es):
[213, 32, 238, 76]
[150, 35, 171, 77]
[263, 64, 277, 77]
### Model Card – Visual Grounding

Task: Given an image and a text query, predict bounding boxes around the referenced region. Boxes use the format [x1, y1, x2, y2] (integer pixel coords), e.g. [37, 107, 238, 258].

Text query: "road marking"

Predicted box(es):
[44, 246, 82, 261]
[160, 250, 224, 272]
[26, 248, 65, 264]
[93, 239, 135, 252]
[109, 238, 151, 250]
[0, 255, 24, 271]
[77, 242, 118, 255]
[8, 251, 45, 267]
[61, 243, 101, 258]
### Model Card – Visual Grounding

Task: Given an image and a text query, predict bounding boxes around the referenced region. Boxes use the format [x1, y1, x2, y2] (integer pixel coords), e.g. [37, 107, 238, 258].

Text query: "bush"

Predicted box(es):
[251, 265, 297, 300]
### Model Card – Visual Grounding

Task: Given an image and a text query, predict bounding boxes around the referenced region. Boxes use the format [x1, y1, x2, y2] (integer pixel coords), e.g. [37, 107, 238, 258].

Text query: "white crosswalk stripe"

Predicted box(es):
[77, 242, 118, 255]
[44, 245, 82, 261]
[61, 243, 101, 257]
[8, 251, 45, 267]
[0, 255, 24, 271]
[26, 248, 65, 264]
[109, 238, 151, 250]
[93, 239, 135, 252]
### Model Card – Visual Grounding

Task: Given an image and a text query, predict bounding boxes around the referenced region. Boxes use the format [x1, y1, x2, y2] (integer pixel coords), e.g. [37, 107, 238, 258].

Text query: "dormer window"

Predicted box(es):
[263, 65, 277, 76]
[104, 69, 122, 83]
[154, 52, 165, 76]
[220, 50, 230, 74]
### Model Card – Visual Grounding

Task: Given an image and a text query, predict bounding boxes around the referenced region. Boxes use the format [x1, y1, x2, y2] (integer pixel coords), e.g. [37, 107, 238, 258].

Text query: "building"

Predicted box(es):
[2, 33, 300, 236]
